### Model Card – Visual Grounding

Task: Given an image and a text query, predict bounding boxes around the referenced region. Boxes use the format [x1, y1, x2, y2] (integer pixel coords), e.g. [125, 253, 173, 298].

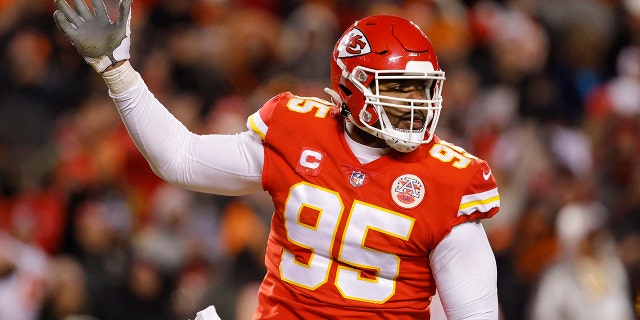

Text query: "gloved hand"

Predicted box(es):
[53, 0, 132, 73]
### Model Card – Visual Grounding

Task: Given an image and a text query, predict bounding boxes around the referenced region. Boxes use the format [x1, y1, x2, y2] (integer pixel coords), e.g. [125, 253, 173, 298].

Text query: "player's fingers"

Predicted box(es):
[116, 0, 132, 32]
[70, 0, 93, 20]
[53, 10, 78, 36]
[54, 0, 84, 27]
[91, 0, 110, 22]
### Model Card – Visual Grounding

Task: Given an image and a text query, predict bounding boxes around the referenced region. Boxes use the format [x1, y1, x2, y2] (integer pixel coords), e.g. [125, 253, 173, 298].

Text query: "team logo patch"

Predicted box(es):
[391, 174, 426, 209]
[337, 28, 371, 58]
[350, 171, 366, 187]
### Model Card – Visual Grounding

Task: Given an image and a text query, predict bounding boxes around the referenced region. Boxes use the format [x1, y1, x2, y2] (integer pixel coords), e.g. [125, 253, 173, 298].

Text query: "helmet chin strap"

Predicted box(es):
[384, 137, 420, 152]
[378, 108, 423, 153]
[324, 87, 352, 118]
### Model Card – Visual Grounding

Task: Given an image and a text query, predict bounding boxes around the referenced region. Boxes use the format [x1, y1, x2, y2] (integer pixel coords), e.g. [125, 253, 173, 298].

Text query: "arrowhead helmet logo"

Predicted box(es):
[337, 28, 371, 58]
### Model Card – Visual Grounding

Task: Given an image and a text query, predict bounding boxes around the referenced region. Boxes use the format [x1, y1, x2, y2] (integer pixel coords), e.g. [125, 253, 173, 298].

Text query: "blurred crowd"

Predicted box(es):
[0, 0, 639, 319]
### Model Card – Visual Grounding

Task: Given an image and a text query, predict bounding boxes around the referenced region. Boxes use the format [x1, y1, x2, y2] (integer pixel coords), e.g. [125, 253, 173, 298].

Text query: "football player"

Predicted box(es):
[53, 0, 501, 319]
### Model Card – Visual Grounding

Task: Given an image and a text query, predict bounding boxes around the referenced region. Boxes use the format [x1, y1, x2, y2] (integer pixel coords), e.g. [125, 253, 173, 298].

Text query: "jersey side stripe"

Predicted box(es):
[247, 112, 268, 140]
[457, 188, 500, 216]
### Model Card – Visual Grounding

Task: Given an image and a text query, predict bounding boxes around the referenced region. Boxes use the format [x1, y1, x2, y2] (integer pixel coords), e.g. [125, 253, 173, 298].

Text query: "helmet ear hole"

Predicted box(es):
[339, 84, 352, 96]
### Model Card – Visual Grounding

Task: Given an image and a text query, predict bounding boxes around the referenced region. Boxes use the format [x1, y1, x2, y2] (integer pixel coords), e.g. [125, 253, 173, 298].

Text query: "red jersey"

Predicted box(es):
[246, 92, 500, 319]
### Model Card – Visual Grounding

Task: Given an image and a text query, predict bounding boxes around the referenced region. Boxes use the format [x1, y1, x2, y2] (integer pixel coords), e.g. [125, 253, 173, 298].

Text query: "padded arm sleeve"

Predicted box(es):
[430, 221, 499, 320]
[103, 62, 264, 195]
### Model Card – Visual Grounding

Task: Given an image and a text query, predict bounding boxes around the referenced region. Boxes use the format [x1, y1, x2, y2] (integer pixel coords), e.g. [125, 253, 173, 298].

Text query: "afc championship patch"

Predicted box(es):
[391, 174, 426, 209]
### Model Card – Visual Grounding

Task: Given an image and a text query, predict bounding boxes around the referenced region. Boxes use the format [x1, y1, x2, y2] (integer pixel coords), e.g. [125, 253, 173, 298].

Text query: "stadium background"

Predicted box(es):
[0, 0, 639, 319]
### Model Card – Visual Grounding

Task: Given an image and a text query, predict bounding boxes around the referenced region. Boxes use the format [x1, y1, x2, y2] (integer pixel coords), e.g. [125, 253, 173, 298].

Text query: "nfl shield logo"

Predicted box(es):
[350, 171, 365, 187]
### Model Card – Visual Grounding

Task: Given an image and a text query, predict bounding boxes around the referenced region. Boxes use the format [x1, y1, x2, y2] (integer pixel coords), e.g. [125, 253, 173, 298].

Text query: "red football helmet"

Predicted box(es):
[326, 15, 445, 152]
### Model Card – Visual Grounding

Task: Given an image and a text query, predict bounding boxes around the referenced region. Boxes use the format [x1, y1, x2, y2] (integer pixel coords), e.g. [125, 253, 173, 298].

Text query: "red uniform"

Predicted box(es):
[247, 92, 500, 319]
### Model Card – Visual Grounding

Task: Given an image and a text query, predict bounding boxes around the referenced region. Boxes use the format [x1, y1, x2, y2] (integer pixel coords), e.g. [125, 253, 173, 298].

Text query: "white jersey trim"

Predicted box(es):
[247, 111, 268, 140]
[458, 187, 500, 217]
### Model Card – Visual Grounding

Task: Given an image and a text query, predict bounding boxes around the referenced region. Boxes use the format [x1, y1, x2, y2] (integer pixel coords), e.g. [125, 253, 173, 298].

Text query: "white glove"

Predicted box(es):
[53, 0, 132, 73]
[194, 305, 222, 320]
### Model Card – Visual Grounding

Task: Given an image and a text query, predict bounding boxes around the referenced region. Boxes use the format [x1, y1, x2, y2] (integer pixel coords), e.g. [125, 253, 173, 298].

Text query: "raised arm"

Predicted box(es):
[53, 0, 264, 195]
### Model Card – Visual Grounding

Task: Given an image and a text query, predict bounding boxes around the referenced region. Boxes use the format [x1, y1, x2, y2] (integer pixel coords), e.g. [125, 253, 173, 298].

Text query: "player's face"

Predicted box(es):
[376, 79, 430, 131]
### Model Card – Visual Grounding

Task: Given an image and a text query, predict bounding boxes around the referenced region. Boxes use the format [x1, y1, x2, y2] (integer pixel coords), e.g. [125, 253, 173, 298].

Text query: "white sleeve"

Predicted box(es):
[101, 62, 264, 195]
[430, 221, 499, 320]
